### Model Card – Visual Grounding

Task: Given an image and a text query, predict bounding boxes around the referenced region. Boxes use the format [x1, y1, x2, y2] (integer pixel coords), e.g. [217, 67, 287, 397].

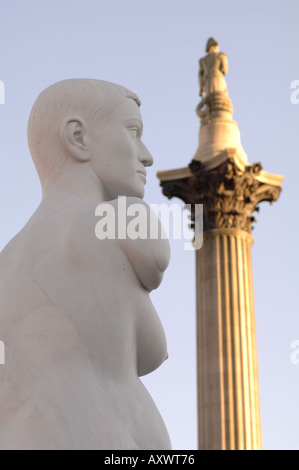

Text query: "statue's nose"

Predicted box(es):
[139, 143, 154, 167]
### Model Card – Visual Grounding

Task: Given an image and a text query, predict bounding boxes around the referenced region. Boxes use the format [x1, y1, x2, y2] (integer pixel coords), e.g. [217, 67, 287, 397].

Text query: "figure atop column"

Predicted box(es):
[195, 37, 248, 171]
[197, 37, 234, 124]
[199, 37, 228, 97]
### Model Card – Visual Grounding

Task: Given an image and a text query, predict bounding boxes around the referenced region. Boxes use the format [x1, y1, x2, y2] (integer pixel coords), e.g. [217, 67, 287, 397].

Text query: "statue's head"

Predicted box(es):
[205, 37, 219, 53]
[28, 79, 153, 199]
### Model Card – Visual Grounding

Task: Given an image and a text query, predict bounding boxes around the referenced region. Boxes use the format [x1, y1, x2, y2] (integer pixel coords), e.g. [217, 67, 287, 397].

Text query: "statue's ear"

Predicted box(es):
[60, 116, 90, 162]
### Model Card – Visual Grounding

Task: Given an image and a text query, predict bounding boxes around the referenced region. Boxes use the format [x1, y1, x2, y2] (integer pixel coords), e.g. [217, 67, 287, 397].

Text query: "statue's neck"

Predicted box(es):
[41, 160, 110, 205]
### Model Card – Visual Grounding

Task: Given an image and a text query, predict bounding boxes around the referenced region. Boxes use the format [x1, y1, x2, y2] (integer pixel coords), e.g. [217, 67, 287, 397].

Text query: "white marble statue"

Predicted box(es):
[0, 79, 171, 450]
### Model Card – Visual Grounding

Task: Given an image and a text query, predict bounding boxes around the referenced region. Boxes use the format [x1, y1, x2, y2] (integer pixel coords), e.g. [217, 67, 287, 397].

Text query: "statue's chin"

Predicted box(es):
[121, 188, 145, 200]
[104, 179, 146, 201]
[109, 191, 145, 202]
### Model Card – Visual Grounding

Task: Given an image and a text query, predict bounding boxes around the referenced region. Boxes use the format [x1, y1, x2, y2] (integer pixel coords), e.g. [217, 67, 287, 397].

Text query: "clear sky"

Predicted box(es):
[0, 0, 298, 450]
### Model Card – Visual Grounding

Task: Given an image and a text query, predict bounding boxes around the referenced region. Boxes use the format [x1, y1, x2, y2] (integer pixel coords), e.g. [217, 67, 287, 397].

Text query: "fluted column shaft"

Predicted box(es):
[196, 228, 262, 450]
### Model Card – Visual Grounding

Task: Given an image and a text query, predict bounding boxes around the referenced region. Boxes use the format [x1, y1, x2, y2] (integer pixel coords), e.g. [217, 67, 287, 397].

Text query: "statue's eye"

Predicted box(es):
[129, 127, 139, 138]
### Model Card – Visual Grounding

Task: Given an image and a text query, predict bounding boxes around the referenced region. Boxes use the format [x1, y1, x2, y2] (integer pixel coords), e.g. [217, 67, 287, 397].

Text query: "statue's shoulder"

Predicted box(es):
[0, 226, 27, 271]
[219, 51, 227, 59]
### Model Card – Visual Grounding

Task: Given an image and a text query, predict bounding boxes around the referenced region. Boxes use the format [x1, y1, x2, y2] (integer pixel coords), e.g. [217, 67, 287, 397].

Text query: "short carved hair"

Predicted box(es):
[205, 37, 218, 53]
[28, 79, 141, 187]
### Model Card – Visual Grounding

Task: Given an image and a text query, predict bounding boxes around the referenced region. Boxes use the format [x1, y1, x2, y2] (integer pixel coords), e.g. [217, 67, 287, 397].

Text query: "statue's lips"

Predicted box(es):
[137, 170, 147, 182]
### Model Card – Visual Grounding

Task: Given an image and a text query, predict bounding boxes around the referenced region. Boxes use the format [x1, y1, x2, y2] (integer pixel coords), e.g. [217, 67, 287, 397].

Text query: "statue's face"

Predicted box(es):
[89, 98, 153, 200]
[209, 45, 219, 53]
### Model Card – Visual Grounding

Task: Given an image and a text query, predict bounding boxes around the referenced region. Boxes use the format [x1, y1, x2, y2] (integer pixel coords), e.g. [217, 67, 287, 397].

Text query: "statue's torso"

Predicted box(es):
[200, 52, 228, 95]
[0, 198, 171, 450]
[200, 52, 226, 76]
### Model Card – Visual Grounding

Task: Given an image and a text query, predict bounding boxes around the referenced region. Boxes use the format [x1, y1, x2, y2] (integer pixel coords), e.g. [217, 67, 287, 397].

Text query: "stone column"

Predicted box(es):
[157, 39, 284, 450]
[158, 153, 283, 450]
[196, 228, 261, 450]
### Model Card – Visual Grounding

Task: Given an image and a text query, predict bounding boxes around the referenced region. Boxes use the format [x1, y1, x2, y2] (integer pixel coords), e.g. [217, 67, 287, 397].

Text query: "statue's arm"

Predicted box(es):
[219, 52, 228, 75]
[199, 59, 205, 97]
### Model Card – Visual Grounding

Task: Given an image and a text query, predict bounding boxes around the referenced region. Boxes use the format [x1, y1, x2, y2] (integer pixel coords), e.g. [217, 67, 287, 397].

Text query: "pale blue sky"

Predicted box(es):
[0, 0, 298, 449]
